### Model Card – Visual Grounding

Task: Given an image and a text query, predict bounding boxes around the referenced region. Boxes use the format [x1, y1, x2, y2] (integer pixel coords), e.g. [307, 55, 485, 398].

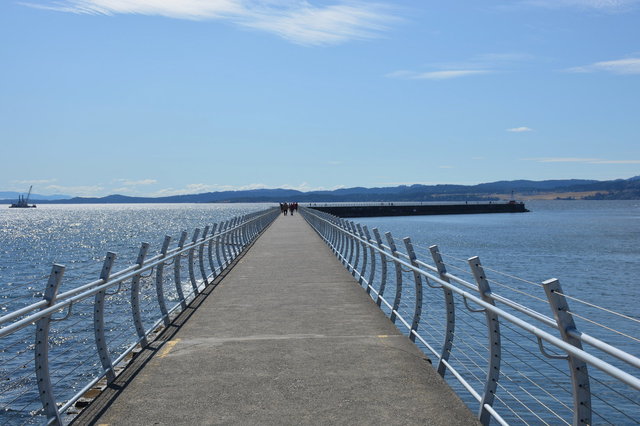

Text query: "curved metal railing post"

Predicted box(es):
[174, 231, 188, 309]
[328, 218, 337, 254]
[339, 219, 348, 265]
[198, 226, 210, 286]
[350, 222, 360, 277]
[331, 219, 339, 253]
[372, 228, 387, 307]
[131, 242, 150, 346]
[220, 222, 230, 267]
[215, 222, 224, 270]
[233, 217, 242, 256]
[385, 232, 403, 324]
[429, 245, 456, 377]
[239, 215, 249, 246]
[228, 218, 237, 260]
[403, 237, 423, 342]
[468, 256, 501, 426]
[155, 236, 172, 326]
[233, 217, 240, 258]
[188, 229, 201, 295]
[94, 252, 117, 384]
[363, 226, 376, 294]
[35, 264, 65, 425]
[239, 216, 247, 247]
[207, 224, 218, 279]
[543, 278, 592, 425]
[347, 222, 357, 273]
[227, 219, 236, 260]
[356, 224, 367, 286]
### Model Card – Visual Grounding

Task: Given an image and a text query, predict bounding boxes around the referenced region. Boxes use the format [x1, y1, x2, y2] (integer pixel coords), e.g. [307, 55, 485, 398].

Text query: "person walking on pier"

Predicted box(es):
[282, 202, 288, 215]
[289, 203, 295, 216]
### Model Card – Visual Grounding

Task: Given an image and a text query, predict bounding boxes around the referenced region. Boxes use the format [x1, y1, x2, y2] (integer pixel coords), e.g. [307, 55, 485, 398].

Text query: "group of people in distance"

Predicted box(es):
[280, 202, 298, 216]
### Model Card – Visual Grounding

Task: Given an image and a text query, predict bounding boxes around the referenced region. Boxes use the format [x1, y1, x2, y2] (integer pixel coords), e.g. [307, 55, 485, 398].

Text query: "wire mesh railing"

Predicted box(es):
[300, 206, 640, 426]
[0, 207, 279, 425]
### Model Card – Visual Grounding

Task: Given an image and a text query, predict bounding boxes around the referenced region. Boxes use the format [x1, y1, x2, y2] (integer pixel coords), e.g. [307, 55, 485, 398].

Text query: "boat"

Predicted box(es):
[9, 186, 37, 208]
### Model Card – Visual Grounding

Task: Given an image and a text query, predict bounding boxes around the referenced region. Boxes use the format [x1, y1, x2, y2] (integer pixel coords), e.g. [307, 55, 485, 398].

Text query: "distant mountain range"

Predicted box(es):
[0, 191, 71, 201]
[2, 176, 639, 204]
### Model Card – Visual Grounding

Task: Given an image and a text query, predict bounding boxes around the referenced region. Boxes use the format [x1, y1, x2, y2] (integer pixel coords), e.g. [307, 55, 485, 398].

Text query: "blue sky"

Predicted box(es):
[1, 0, 639, 197]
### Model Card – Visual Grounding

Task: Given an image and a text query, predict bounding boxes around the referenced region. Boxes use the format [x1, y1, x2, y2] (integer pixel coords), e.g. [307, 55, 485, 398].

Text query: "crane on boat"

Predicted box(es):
[9, 186, 37, 208]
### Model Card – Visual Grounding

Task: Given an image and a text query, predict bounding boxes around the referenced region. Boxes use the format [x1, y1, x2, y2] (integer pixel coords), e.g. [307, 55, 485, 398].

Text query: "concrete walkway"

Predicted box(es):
[76, 213, 477, 425]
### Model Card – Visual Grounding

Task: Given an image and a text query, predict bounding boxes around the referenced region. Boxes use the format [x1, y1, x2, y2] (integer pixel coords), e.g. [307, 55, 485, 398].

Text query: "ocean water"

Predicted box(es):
[1, 201, 638, 424]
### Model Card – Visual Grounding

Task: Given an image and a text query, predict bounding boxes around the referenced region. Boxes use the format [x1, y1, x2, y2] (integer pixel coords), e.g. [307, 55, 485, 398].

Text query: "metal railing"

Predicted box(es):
[0, 207, 279, 425]
[303, 201, 506, 207]
[300, 207, 640, 426]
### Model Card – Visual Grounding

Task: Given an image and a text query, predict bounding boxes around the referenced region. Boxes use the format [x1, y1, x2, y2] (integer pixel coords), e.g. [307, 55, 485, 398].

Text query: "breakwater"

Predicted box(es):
[309, 202, 528, 218]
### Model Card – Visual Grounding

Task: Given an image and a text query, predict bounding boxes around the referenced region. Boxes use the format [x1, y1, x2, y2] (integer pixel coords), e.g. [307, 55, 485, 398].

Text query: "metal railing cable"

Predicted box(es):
[0, 207, 279, 425]
[300, 206, 640, 426]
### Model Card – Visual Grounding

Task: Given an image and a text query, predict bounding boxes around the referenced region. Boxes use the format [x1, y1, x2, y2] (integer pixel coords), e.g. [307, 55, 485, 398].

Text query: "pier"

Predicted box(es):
[1, 206, 639, 425]
[73, 213, 476, 425]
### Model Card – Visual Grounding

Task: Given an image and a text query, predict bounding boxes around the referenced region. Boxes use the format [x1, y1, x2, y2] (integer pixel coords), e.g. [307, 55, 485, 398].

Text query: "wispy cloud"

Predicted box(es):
[149, 181, 344, 196]
[566, 57, 640, 74]
[523, 0, 639, 11]
[507, 127, 533, 132]
[388, 52, 532, 81]
[23, 0, 395, 46]
[42, 184, 106, 196]
[388, 69, 491, 80]
[115, 178, 157, 186]
[12, 178, 57, 185]
[525, 157, 640, 164]
[150, 183, 270, 197]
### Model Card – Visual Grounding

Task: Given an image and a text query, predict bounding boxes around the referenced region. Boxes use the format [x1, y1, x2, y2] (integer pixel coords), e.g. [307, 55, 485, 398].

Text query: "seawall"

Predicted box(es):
[310, 202, 529, 218]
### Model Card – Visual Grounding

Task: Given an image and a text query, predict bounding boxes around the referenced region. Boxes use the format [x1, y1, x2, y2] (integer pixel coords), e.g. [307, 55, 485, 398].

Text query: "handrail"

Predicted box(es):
[300, 206, 640, 426]
[0, 207, 280, 425]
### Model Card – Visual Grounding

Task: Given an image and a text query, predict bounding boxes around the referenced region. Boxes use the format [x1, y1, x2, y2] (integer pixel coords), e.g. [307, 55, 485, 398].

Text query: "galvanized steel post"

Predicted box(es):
[372, 228, 387, 307]
[356, 224, 367, 286]
[35, 264, 65, 425]
[350, 222, 360, 277]
[468, 256, 501, 425]
[543, 278, 592, 426]
[339, 219, 348, 265]
[363, 226, 376, 294]
[155, 236, 172, 325]
[131, 242, 150, 346]
[94, 252, 117, 383]
[403, 237, 422, 342]
[198, 226, 210, 286]
[220, 222, 229, 267]
[227, 219, 236, 259]
[207, 224, 218, 279]
[429, 245, 456, 378]
[174, 231, 188, 309]
[188, 229, 201, 295]
[215, 223, 224, 270]
[385, 232, 403, 324]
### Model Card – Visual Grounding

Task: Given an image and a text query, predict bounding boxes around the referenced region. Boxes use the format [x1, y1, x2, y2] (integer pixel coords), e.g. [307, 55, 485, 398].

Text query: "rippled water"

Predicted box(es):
[358, 200, 640, 321]
[0, 204, 271, 309]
